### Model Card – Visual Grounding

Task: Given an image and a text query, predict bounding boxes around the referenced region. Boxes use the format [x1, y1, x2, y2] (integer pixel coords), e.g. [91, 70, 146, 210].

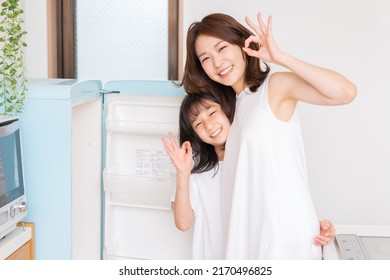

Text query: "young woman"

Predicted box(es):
[162, 93, 335, 260]
[181, 12, 356, 259]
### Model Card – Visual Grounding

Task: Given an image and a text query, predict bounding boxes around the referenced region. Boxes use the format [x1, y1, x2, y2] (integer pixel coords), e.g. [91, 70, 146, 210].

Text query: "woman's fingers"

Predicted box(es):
[244, 35, 261, 48]
[245, 16, 263, 38]
[257, 12, 268, 34]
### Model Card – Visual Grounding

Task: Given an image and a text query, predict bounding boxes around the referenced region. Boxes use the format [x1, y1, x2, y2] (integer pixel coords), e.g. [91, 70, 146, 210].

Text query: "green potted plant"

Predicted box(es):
[0, 0, 27, 116]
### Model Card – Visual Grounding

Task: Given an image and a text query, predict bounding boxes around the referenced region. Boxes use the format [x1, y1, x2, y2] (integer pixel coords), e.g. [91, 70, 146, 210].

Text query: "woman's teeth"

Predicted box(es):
[219, 66, 233, 76]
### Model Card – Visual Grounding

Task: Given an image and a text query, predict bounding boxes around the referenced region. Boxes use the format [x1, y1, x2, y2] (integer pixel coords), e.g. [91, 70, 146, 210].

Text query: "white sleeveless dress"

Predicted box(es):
[222, 76, 322, 259]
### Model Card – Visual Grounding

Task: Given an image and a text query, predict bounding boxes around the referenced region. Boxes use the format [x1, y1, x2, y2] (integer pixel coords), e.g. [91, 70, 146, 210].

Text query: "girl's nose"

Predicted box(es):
[204, 119, 213, 131]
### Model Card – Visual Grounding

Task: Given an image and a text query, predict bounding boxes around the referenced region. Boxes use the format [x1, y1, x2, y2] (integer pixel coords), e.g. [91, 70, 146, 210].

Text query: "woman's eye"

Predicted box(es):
[219, 46, 227, 52]
[195, 122, 202, 128]
[201, 57, 209, 63]
[210, 111, 216, 116]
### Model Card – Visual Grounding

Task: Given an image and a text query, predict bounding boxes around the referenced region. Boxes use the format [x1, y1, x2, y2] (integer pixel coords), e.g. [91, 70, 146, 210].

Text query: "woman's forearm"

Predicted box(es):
[279, 53, 357, 104]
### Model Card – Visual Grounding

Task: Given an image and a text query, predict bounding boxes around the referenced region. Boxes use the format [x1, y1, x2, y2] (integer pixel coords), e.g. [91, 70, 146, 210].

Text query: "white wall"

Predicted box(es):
[182, 0, 390, 226]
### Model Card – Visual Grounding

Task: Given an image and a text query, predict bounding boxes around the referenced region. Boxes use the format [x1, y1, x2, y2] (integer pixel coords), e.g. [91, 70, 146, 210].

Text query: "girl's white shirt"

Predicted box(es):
[222, 75, 322, 259]
[171, 162, 224, 260]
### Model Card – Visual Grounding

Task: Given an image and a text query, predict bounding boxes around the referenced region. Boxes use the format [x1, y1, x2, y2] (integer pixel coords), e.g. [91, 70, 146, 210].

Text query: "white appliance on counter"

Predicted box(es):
[323, 225, 390, 260]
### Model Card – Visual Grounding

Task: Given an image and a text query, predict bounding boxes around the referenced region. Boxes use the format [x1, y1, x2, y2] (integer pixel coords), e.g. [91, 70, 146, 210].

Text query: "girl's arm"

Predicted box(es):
[162, 132, 195, 231]
[243, 13, 357, 109]
[314, 219, 336, 246]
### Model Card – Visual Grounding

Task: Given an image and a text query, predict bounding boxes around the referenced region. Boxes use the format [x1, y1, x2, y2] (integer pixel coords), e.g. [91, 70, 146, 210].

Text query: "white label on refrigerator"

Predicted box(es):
[135, 149, 175, 179]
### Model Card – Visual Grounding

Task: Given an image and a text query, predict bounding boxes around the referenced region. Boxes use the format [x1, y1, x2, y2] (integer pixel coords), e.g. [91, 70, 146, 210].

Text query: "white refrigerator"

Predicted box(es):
[20, 79, 192, 259]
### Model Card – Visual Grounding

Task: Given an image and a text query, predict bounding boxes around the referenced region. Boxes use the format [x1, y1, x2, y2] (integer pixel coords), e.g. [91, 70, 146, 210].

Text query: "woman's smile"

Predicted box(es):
[195, 34, 246, 93]
[219, 65, 234, 77]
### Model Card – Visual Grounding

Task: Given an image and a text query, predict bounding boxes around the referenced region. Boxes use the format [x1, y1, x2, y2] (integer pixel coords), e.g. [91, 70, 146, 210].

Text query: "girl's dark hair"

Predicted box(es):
[179, 93, 231, 174]
[180, 13, 270, 97]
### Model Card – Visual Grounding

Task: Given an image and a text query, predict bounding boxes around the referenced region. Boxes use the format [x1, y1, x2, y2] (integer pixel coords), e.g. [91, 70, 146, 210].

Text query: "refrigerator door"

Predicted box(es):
[103, 81, 192, 259]
[20, 79, 103, 259]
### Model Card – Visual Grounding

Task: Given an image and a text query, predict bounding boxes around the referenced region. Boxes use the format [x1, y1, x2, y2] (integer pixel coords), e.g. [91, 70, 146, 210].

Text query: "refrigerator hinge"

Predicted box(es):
[100, 89, 120, 107]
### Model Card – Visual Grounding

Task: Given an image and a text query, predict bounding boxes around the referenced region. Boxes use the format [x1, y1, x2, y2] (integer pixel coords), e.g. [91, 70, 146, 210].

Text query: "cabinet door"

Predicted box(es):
[6, 241, 31, 260]
[6, 223, 34, 260]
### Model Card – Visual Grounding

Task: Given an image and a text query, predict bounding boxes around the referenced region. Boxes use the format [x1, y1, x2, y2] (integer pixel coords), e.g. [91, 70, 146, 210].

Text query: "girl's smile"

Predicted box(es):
[191, 100, 230, 158]
[210, 127, 223, 138]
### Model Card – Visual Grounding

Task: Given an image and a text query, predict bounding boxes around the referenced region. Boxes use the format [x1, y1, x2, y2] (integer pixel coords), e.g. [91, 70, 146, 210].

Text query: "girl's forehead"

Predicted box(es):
[193, 99, 218, 111]
[188, 99, 219, 120]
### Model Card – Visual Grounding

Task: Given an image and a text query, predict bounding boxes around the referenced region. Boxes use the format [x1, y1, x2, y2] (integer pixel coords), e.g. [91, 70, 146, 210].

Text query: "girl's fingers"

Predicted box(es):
[162, 141, 176, 161]
[317, 235, 331, 242]
[314, 236, 330, 246]
[168, 132, 179, 150]
[161, 137, 172, 152]
[315, 234, 333, 244]
[183, 141, 192, 155]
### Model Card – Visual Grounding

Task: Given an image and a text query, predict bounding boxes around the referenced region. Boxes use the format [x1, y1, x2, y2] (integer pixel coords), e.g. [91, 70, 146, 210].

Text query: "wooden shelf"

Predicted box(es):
[0, 222, 34, 260]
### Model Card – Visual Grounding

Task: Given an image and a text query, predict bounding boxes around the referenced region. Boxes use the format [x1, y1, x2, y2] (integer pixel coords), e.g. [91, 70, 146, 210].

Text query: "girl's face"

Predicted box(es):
[190, 100, 230, 158]
[195, 34, 246, 94]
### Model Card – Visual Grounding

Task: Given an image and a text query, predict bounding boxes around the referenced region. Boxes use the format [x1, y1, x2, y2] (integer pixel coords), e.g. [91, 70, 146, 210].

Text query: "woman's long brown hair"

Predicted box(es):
[180, 13, 270, 113]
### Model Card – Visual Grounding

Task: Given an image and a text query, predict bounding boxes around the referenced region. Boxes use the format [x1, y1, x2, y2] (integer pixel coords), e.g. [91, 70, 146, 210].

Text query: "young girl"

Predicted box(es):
[181, 12, 356, 259]
[162, 93, 335, 260]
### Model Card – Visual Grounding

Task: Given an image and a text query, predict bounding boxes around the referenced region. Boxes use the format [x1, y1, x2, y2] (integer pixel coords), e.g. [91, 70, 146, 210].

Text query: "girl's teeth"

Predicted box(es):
[211, 128, 222, 138]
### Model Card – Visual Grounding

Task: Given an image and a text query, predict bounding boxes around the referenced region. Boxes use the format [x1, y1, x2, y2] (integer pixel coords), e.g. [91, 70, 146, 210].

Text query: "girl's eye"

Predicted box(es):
[210, 111, 216, 116]
[219, 46, 227, 52]
[195, 122, 202, 128]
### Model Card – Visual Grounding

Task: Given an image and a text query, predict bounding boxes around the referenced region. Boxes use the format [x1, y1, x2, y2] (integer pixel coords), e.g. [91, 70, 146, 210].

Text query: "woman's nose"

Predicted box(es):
[213, 54, 223, 68]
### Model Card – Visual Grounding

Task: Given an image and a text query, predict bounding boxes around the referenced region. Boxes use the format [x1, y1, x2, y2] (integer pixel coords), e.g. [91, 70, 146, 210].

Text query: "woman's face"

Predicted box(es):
[195, 34, 246, 94]
[190, 100, 230, 158]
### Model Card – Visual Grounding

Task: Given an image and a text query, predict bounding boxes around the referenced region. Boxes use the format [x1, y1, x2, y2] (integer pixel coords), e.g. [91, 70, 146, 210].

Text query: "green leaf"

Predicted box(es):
[0, 0, 28, 115]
